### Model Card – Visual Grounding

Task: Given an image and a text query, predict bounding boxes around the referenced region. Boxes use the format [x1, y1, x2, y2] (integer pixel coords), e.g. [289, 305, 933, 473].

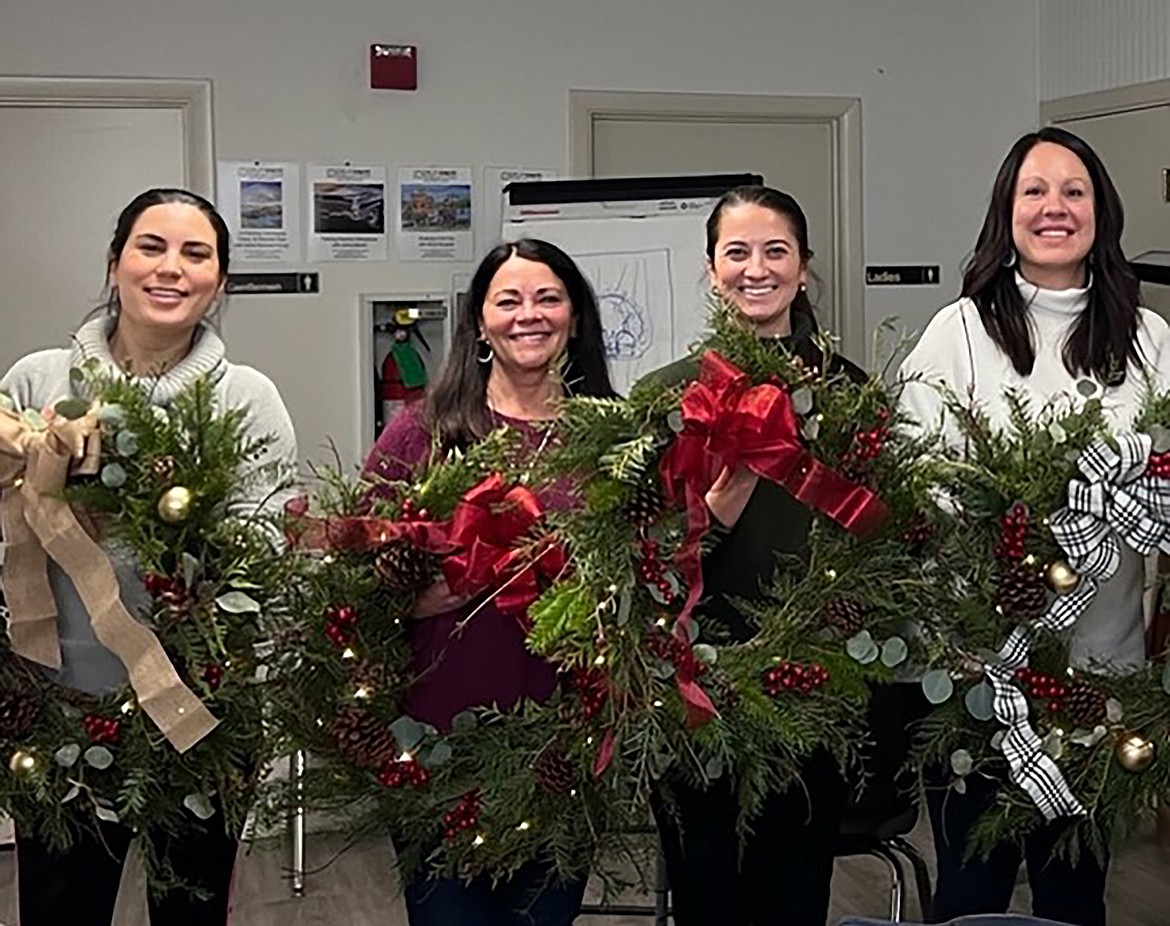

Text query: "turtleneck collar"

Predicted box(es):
[1015, 270, 1090, 318]
[69, 314, 227, 405]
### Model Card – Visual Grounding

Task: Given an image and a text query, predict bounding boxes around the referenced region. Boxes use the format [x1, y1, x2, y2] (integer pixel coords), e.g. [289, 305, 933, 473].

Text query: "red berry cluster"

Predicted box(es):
[378, 758, 430, 789]
[842, 414, 891, 472]
[324, 604, 358, 648]
[398, 498, 431, 521]
[567, 667, 609, 720]
[646, 630, 707, 678]
[762, 661, 829, 697]
[1146, 451, 1170, 479]
[1014, 667, 1068, 712]
[637, 538, 676, 605]
[83, 714, 121, 744]
[202, 662, 224, 691]
[995, 502, 1029, 560]
[442, 789, 481, 841]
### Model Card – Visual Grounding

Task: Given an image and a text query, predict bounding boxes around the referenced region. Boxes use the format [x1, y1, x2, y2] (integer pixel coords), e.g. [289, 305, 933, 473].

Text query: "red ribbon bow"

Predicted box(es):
[658, 351, 890, 725]
[441, 475, 563, 617]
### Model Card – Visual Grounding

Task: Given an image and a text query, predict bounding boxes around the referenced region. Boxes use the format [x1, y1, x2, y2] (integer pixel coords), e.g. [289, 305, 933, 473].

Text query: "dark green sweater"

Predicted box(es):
[641, 312, 864, 643]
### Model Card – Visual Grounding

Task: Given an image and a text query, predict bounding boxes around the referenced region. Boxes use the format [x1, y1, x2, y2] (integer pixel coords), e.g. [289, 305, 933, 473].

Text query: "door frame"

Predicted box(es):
[1041, 76, 1170, 125]
[569, 89, 864, 358]
[0, 76, 214, 195]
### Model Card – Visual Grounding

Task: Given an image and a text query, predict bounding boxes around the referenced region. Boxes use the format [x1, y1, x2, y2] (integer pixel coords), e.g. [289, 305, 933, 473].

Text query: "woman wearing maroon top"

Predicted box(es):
[364, 238, 615, 926]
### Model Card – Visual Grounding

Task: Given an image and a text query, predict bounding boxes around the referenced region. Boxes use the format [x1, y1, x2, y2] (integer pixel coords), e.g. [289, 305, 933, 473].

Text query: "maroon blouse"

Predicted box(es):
[362, 405, 560, 731]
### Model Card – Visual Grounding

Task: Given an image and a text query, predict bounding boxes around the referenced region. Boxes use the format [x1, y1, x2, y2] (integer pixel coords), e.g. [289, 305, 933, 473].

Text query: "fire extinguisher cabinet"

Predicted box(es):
[359, 292, 450, 447]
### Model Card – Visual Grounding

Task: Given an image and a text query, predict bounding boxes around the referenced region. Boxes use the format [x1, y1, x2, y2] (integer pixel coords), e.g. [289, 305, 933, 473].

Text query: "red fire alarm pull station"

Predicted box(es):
[370, 44, 417, 90]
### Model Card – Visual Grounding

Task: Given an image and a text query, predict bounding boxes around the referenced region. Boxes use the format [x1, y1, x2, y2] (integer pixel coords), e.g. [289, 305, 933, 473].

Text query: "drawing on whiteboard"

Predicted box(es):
[575, 249, 673, 362]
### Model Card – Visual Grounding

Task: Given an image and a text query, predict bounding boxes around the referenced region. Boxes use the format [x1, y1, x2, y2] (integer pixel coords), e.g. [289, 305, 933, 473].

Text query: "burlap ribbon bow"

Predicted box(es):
[0, 405, 217, 753]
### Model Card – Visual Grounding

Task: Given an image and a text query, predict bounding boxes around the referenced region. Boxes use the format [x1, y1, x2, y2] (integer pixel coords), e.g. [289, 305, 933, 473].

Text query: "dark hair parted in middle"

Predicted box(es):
[963, 126, 1141, 384]
[423, 238, 616, 452]
[705, 184, 820, 331]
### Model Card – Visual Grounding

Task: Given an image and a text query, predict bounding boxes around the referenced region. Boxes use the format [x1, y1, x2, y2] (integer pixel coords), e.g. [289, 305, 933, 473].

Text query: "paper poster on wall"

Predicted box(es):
[307, 164, 388, 262]
[216, 161, 302, 264]
[481, 167, 557, 250]
[396, 167, 473, 262]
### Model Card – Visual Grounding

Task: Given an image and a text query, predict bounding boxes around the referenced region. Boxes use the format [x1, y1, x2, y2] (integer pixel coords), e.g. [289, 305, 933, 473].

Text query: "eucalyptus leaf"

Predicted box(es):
[1041, 729, 1064, 760]
[54, 744, 81, 768]
[1106, 698, 1125, 724]
[666, 410, 684, 433]
[424, 741, 453, 767]
[801, 417, 821, 441]
[94, 806, 120, 823]
[54, 397, 90, 421]
[952, 777, 967, 795]
[1149, 424, 1170, 454]
[790, 387, 814, 416]
[21, 409, 48, 431]
[100, 463, 127, 489]
[60, 704, 81, 720]
[990, 730, 1006, 750]
[182, 792, 216, 820]
[69, 366, 85, 384]
[692, 643, 717, 666]
[950, 748, 973, 777]
[652, 660, 676, 680]
[97, 403, 125, 427]
[922, 669, 955, 705]
[390, 716, 425, 752]
[1047, 423, 1067, 445]
[216, 591, 261, 614]
[880, 637, 908, 668]
[115, 430, 139, 456]
[450, 711, 478, 733]
[846, 631, 878, 664]
[83, 746, 114, 770]
[1076, 379, 1099, 398]
[964, 681, 995, 721]
[1070, 725, 1108, 747]
[704, 756, 724, 780]
[616, 590, 632, 626]
[182, 553, 202, 588]
[685, 617, 700, 644]
[61, 784, 81, 804]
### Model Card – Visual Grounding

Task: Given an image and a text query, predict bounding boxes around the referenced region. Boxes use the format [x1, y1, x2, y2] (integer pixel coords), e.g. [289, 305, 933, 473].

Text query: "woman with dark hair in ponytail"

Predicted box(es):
[900, 127, 1170, 925]
[642, 185, 861, 925]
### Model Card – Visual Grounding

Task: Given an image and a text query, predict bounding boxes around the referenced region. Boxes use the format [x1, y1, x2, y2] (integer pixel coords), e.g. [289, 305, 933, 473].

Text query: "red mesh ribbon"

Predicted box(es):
[658, 351, 890, 725]
[441, 475, 562, 617]
[283, 495, 450, 554]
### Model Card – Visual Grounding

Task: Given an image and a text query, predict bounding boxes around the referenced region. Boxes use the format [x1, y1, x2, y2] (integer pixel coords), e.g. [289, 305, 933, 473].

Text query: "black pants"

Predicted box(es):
[17, 820, 239, 926]
[925, 767, 1107, 926]
[651, 748, 847, 926]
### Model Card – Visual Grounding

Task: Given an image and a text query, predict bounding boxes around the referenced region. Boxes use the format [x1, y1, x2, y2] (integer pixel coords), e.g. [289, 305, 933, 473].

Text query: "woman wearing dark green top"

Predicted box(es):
[646, 186, 859, 926]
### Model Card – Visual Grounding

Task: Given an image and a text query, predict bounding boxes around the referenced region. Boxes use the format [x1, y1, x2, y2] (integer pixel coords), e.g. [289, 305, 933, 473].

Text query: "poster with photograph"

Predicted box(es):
[396, 167, 473, 262]
[481, 167, 558, 249]
[216, 161, 301, 264]
[307, 164, 388, 262]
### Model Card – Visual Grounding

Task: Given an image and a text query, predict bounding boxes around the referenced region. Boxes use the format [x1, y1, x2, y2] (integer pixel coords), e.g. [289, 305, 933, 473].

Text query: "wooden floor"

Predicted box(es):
[0, 816, 1165, 924]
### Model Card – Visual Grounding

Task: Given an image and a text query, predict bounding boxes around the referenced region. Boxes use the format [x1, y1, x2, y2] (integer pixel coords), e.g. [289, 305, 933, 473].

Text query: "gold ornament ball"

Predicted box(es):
[1044, 559, 1080, 595]
[1115, 733, 1156, 772]
[8, 749, 37, 777]
[157, 486, 194, 524]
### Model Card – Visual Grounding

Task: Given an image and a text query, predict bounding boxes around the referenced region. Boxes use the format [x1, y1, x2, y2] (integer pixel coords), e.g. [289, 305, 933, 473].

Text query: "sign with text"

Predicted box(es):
[227, 272, 320, 295]
[866, 265, 940, 286]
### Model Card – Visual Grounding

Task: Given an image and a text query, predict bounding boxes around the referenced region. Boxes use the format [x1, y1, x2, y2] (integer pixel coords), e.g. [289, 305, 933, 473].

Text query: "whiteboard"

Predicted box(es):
[502, 176, 759, 394]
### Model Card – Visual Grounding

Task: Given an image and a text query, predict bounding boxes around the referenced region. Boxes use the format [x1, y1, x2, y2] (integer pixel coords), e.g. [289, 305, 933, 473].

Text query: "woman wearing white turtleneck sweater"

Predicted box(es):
[900, 128, 1170, 926]
[0, 189, 296, 926]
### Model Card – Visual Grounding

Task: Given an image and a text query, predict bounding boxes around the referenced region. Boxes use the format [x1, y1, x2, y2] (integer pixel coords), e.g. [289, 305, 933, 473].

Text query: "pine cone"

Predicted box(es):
[996, 564, 1049, 621]
[625, 482, 666, 528]
[533, 744, 577, 795]
[1064, 678, 1107, 727]
[373, 540, 436, 592]
[0, 693, 40, 739]
[331, 707, 398, 769]
[151, 455, 177, 484]
[819, 597, 867, 637]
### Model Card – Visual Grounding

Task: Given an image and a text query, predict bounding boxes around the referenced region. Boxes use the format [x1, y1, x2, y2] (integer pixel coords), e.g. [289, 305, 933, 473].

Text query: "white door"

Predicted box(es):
[0, 106, 187, 375]
[591, 117, 836, 314]
[1054, 105, 1170, 319]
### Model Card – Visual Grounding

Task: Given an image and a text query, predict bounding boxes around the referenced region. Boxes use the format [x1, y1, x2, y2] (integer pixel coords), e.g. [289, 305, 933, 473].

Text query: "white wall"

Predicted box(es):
[1040, 0, 1170, 99]
[0, 0, 1039, 469]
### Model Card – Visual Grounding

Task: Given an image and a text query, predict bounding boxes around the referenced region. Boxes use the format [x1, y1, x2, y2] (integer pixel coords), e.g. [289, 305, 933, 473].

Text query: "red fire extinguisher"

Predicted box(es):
[380, 326, 427, 426]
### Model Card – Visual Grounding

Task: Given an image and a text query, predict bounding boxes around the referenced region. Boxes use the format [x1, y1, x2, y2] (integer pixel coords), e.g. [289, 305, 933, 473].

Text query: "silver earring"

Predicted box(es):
[477, 338, 494, 365]
[798, 283, 807, 292]
[1003, 249, 1018, 268]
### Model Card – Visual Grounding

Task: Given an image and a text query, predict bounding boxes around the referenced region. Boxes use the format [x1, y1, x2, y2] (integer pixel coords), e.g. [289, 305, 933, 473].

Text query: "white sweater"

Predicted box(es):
[899, 275, 1170, 671]
[0, 316, 298, 694]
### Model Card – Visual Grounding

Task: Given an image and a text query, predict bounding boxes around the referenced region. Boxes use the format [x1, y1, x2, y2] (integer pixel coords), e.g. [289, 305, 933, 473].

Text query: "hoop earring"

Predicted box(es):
[1003, 249, 1018, 268]
[476, 338, 494, 365]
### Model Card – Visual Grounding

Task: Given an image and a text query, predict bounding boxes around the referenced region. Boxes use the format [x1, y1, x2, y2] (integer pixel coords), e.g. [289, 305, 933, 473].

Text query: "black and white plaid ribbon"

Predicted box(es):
[987, 433, 1170, 819]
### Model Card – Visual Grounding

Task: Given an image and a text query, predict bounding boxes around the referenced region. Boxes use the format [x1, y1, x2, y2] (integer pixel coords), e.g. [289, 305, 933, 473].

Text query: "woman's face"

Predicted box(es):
[1011, 141, 1096, 290]
[109, 202, 223, 339]
[708, 202, 807, 338]
[479, 254, 574, 375]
